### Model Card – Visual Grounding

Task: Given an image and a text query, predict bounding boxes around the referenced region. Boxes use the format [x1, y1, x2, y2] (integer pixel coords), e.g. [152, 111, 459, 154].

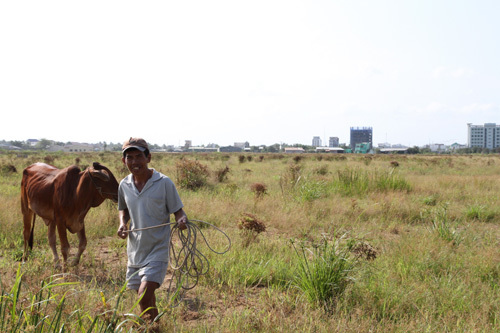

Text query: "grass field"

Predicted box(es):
[1, 151, 500, 332]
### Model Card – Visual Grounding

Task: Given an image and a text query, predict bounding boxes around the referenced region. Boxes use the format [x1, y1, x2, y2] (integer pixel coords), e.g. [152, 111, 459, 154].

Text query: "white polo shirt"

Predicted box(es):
[118, 169, 183, 268]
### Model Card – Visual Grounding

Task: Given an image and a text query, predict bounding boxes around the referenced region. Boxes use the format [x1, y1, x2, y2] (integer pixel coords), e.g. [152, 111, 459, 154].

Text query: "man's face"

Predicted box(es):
[122, 149, 151, 176]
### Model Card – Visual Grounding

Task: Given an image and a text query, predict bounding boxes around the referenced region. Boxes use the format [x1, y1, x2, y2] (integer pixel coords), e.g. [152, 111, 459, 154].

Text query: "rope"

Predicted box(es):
[125, 219, 231, 306]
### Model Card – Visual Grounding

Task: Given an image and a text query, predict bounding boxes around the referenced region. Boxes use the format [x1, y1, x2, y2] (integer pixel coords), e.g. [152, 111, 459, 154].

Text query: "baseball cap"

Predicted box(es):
[122, 137, 149, 153]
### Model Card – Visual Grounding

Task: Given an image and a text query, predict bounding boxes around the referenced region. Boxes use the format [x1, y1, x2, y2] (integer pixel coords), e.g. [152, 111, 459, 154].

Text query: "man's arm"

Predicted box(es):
[174, 208, 188, 230]
[117, 209, 130, 239]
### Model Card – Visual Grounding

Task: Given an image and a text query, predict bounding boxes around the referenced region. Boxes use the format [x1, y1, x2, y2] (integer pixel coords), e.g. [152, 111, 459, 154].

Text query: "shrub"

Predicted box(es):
[0, 164, 17, 174]
[250, 182, 267, 198]
[238, 155, 246, 163]
[313, 165, 328, 176]
[237, 213, 266, 247]
[390, 160, 399, 167]
[215, 166, 230, 183]
[175, 158, 209, 190]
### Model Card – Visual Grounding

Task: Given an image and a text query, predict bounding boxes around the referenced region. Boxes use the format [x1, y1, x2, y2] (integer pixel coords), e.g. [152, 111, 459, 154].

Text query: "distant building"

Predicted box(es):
[316, 147, 344, 153]
[350, 127, 372, 150]
[220, 146, 243, 153]
[284, 147, 305, 153]
[329, 137, 339, 147]
[449, 142, 467, 151]
[234, 142, 249, 149]
[354, 142, 371, 154]
[312, 136, 322, 147]
[467, 123, 500, 149]
[187, 146, 219, 153]
[27, 139, 39, 146]
[429, 143, 446, 153]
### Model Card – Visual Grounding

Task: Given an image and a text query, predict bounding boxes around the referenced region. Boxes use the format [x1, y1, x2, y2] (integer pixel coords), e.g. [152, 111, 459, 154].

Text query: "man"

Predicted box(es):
[117, 137, 187, 321]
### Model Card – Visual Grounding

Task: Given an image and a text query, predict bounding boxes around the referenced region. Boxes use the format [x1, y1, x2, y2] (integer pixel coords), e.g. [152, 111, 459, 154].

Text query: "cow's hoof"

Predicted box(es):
[68, 258, 80, 267]
[54, 262, 62, 270]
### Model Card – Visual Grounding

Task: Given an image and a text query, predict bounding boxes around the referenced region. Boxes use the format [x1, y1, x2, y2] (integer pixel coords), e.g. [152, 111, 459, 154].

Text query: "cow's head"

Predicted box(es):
[88, 162, 119, 203]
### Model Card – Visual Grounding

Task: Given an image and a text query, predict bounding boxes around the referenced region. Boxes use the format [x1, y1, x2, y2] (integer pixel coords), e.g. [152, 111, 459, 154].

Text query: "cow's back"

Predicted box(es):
[21, 163, 81, 220]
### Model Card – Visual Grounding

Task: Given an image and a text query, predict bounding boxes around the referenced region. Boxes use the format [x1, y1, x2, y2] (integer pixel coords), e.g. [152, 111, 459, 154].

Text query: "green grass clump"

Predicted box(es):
[465, 204, 496, 222]
[334, 167, 411, 196]
[291, 235, 359, 310]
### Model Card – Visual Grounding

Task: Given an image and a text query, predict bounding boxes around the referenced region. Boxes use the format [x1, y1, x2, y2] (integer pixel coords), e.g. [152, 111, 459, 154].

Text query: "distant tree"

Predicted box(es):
[10, 140, 25, 148]
[36, 138, 53, 150]
[420, 147, 431, 154]
[406, 146, 420, 154]
[266, 143, 281, 153]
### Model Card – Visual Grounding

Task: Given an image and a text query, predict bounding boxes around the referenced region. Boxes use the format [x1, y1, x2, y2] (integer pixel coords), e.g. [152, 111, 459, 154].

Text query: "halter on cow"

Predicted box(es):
[21, 162, 119, 267]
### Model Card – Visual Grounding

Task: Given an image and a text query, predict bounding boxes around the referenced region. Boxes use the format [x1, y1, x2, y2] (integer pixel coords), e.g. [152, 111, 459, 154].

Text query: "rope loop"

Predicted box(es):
[126, 219, 231, 306]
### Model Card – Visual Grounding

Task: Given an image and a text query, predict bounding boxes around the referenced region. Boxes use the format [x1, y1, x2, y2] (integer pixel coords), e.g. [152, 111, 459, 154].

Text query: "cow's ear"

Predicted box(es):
[90, 169, 110, 182]
[92, 162, 101, 169]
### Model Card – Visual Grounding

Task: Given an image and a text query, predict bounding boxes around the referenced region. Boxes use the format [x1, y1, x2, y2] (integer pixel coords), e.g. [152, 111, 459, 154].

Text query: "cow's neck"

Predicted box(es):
[79, 173, 105, 208]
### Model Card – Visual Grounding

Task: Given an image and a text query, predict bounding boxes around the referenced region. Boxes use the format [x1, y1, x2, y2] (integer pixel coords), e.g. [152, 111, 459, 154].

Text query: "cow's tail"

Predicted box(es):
[21, 169, 36, 252]
[28, 214, 36, 250]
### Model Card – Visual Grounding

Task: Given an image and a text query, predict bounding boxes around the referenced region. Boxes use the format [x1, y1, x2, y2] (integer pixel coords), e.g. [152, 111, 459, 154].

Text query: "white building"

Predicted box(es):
[468, 123, 500, 149]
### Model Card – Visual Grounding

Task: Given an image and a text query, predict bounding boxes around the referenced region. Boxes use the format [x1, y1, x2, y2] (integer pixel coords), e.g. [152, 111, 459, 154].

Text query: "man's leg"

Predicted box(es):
[138, 280, 160, 321]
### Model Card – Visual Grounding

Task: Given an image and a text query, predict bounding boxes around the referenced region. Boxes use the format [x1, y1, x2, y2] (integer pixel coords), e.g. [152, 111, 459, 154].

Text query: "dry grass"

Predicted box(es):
[1, 151, 500, 331]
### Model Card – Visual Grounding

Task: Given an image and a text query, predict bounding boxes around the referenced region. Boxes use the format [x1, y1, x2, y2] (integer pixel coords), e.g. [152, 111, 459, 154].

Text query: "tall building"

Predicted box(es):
[468, 123, 500, 149]
[329, 137, 339, 147]
[350, 127, 372, 150]
[312, 136, 322, 147]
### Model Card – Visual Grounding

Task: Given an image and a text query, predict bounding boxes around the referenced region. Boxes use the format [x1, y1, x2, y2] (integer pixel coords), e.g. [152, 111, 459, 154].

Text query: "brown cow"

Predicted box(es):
[21, 162, 119, 267]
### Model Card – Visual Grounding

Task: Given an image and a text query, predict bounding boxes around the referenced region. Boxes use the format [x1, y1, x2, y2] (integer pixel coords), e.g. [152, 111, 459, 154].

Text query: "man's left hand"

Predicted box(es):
[177, 215, 188, 230]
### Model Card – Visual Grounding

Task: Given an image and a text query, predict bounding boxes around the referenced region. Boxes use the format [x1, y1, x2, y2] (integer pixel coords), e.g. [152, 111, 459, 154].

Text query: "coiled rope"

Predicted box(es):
[125, 219, 231, 305]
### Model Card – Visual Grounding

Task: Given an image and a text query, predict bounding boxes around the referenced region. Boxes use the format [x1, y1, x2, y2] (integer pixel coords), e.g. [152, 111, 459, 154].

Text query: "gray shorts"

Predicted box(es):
[126, 261, 168, 290]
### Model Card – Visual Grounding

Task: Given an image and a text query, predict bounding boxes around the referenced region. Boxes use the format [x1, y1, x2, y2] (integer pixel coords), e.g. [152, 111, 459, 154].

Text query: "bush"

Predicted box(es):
[175, 158, 209, 190]
[250, 183, 267, 198]
[215, 166, 230, 183]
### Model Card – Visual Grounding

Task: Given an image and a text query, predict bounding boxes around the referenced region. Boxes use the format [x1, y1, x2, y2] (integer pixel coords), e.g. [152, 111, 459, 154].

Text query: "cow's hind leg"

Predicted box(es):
[22, 210, 35, 261]
[69, 225, 87, 266]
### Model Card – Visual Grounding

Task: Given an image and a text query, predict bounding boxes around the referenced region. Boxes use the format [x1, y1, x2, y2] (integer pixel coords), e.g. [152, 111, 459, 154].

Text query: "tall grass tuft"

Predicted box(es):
[465, 204, 496, 222]
[291, 234, 358, 311]
[426, 205, 463, 245]
[334, 167, 411, 196]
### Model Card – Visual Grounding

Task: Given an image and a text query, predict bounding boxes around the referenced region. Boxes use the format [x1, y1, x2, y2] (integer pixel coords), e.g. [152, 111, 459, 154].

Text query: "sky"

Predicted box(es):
[1, 0, 499, 148]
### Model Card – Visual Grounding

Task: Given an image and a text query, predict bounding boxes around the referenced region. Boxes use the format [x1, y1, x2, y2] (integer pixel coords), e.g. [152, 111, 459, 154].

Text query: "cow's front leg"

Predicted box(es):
[56, 222, 70, 267]
[48, 222, 61, 268]
[70, 225, 87, 266]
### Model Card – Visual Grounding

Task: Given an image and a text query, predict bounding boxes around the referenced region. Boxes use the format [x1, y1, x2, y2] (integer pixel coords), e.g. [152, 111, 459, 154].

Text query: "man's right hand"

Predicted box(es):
[117, 223, 128, 239]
